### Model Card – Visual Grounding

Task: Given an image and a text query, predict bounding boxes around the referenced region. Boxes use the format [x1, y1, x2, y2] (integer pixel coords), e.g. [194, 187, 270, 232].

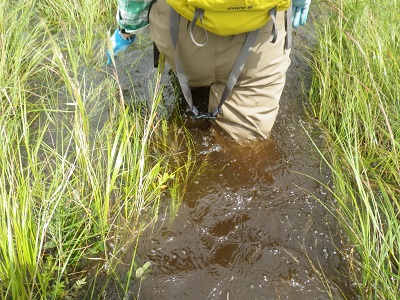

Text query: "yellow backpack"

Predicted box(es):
[166, 0, 291, 36]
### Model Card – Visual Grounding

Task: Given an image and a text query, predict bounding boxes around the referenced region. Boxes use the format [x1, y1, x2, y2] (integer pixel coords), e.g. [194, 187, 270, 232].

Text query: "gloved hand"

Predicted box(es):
[107, 28, 136, 64]
[292, 0, 311, 28]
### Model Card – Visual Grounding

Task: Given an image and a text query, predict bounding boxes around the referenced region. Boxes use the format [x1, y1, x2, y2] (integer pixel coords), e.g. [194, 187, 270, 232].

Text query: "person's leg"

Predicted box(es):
[209, 11, 291, 142]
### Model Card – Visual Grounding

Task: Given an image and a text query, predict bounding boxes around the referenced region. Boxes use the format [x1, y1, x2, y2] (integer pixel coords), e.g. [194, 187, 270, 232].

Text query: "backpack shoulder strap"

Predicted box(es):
[170, 7, 199, 116]
[285, 4, 292, 50]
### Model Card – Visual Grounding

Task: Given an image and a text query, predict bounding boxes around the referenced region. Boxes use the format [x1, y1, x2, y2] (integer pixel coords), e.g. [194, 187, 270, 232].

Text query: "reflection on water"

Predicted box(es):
[109, 26, 352, 300]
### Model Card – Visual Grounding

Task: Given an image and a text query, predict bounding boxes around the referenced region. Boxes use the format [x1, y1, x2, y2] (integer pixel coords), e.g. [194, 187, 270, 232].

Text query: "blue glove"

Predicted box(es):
[107, 29, 136, 64]
[292, 0, 311, 28]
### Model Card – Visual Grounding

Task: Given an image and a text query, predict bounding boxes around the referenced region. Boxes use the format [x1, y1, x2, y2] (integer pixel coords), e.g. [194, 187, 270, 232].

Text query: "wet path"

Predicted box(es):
[131, 131, 342, 300]
[114, 26, 350, 300]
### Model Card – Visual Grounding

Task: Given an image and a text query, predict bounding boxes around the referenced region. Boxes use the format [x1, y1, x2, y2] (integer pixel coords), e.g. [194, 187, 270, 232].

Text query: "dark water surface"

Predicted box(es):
[110, 27, 351, 300]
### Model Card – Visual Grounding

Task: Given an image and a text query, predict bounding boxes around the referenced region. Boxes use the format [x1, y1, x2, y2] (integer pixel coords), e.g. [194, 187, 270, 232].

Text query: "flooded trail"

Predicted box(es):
[112, 25, 351, 300]
[131, 128, 343, 300]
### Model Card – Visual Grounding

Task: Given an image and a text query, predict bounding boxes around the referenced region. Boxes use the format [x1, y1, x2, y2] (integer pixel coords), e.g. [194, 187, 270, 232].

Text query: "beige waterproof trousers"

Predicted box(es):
[149, 0, 291, 141]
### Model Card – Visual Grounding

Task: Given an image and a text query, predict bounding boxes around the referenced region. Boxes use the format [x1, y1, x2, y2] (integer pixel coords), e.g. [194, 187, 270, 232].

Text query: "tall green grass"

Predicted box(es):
[309, 0, 399, 298]
[0, 0, 194, 298]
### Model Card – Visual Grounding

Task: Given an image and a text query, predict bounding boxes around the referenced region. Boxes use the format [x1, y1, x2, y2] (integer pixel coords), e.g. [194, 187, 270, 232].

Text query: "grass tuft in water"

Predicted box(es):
[0, 0, 195, 298]
[308, 0, 400, 298]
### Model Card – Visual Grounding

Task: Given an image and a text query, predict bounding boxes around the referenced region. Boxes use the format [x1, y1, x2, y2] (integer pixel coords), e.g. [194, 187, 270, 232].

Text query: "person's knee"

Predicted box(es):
[215, 105, 280, 142]
[210, 82, 283, 142]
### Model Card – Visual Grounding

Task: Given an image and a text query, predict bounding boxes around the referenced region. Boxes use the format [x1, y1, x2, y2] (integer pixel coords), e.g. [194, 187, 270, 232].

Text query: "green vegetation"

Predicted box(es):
[0, 0, 194, 298]
[3, 0, 399, 298]
[308, 0, 399, 298]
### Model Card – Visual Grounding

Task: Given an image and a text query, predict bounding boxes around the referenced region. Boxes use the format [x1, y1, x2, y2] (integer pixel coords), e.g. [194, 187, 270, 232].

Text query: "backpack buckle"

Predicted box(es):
[191, 107, 220, 120]
[192, 112, 217, 120]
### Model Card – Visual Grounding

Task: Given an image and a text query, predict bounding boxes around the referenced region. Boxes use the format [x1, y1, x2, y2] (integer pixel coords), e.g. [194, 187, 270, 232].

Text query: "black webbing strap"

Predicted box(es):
[153, 42, 160, 67]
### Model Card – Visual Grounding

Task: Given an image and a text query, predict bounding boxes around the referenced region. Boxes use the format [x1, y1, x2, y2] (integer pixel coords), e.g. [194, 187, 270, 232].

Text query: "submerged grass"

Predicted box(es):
[309, 0, 399, 298]
[1, 0, 194, 298]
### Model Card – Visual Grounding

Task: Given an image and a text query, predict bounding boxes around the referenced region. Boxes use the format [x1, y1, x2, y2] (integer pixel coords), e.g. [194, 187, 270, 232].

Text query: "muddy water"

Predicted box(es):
[113, 26, 351, 300]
